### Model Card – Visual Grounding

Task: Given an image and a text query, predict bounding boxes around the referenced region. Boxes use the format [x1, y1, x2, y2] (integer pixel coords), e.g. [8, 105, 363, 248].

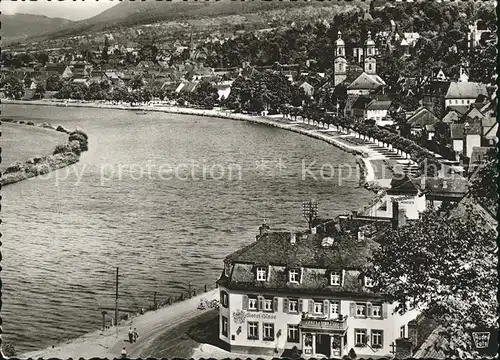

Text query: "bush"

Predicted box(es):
[53, 143, 73, 155]
[26, 121, 35, 126]
[69, 140, 82, 155]
[3, 161, 24, 174]
[70, 129, 88, 140]
[56, 125, 69, 133]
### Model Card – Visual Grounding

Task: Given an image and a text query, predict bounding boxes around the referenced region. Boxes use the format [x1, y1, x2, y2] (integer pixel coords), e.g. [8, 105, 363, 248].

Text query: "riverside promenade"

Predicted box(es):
[4, 99, 399, 190]
[21, 289, 218, 358]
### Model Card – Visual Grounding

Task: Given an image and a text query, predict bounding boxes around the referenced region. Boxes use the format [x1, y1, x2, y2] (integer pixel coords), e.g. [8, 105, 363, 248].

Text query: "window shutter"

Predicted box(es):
[273, 297, 279, 312]
[300, 268, 304, 284]
[323, 300, 329, 315]
[382, 303, 389, 319]
[298, 299, 304, 312]
[341, 269, 345, 286]
[308, 300, 314, 314]
[258, 296, 263, 311]
[220, 291, 224, 304]
[349, 302, 356, 317]
[242, 295, 249, 310]
[283, 298, 289, 313]
[367, 302, 373, 317]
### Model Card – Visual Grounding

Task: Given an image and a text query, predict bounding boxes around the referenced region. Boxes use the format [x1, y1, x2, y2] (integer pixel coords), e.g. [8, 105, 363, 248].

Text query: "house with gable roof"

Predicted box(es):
[217, 213, 419, 358]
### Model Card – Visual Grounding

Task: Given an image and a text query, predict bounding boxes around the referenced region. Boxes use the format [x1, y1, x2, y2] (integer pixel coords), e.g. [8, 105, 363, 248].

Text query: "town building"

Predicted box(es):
[217, 213, 419, 358]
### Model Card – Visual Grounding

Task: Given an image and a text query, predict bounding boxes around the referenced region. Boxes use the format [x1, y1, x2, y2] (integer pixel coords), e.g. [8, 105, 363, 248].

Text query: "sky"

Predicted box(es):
[0, 1, 117, 21]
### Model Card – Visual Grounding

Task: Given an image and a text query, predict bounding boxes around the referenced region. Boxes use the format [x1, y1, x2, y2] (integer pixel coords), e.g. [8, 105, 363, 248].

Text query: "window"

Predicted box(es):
[263, 323, 275, 341]
[372, 330, 383, 348]
[287, 325, 300, 343]
[289, 269, 300, 283]
[256, 267, 267, 281]
[248, 321, 259, 340]
[221, 316, 228, 337]
[289, 299, 299, 313]
[400, 325, 406, 338]
[364, 276, 374, 288]
[356, 303, 367, 317]
[248, 296, 258, 311]
[330, 271, 341, 285]
[263, 298, 273, 312]
[461, 100, 464, 104]
[368, 63, 373, 71]
[221, 291, 229, 308]
[314, 301, 324, 314]
[355, 329, 367, 346]
[330, 301, 340, 317]
[372, 304, 382, 318]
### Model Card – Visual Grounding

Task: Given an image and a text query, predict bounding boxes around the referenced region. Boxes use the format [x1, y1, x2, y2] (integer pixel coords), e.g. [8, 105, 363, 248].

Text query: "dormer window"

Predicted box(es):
[289, 269, 300, 283]
[364, 276, 374, 288]
[256, 267, 267, 281]
[330, 271, 341, 286]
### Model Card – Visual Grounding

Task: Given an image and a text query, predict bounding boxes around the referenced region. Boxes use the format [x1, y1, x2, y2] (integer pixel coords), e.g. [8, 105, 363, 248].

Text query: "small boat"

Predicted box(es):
[135, 111, 147, 115]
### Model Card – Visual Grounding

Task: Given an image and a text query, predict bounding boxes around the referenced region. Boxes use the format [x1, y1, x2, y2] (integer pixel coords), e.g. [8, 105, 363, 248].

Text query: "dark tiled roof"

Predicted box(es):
[441, 110, 460, 123]
[407, 107, 439, 127]
[450, 124, 464, 139]
[347, 72, 383, 91]
[447, 105, 470, 115]
[417, 176, 468, 195]
[225, 231, 379, 270]
[352, 96, 374, 110]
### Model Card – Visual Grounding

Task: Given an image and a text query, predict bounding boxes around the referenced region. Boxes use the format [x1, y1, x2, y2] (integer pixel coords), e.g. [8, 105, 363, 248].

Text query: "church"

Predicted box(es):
[333, 31, 390, 124]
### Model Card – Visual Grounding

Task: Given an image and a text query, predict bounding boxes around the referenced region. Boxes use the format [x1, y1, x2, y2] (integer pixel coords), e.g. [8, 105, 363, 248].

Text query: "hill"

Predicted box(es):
[1, 14, 74, 45]
[28, 0, 365, 42]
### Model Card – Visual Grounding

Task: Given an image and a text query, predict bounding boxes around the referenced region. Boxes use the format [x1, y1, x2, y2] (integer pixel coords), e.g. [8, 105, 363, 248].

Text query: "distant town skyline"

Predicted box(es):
[0, 1, 117, 21]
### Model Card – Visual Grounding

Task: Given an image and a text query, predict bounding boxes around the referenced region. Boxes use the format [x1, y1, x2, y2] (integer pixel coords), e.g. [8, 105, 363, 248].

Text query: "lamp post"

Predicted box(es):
[302, 200, 318, 230]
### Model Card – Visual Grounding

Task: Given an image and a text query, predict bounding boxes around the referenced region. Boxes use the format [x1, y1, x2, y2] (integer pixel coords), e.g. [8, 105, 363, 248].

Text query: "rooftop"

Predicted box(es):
[407, 107, 440, 127]
[445, 81, 488, 99]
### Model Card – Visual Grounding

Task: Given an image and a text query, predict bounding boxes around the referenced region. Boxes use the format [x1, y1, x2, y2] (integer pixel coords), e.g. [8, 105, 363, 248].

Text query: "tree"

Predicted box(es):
[371, 208, 496, 357]
[469, 147, 497, 215]
[46, 75, 64, 92]
[33, 82, 46, 99]
[2, 75, 25, 100]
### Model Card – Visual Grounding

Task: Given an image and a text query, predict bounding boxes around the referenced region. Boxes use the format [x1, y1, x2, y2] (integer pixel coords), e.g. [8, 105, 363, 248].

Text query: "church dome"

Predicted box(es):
[365, 31, 375, 46]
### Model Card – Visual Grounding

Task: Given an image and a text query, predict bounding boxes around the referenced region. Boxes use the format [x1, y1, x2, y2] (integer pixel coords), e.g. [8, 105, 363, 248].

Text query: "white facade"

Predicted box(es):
[445, 98, 475, 107]
[453, 139, 464, 154]
[464, 134, 481, 158]
[366, 109, 391, 126]
[364, 193, 426, 220]
[219, 287, 419, 358]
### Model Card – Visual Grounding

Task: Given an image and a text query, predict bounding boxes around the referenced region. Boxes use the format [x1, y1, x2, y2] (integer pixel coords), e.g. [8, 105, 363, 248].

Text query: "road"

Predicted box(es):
[21, 289, 218, 359]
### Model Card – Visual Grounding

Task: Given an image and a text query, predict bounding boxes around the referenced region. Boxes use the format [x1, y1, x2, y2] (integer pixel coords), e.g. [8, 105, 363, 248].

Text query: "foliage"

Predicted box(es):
[46, 74, 64, 92]
[33, 82, 46, 99]
[53, 143, 73, 155]
[2, 341, 17, 357]
[371, 208, 497, 357]
[54, 83, 88, 100]
[189, 81, 219, 109]
[1, 75, 25, 100]
[469, 147, 497, 215]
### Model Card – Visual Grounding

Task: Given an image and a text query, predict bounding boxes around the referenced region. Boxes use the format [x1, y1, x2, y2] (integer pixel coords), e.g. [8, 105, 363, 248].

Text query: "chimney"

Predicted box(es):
[392, 201, 399, 230]
[290, 232, 296, 245]
[258, 222, 270, 238]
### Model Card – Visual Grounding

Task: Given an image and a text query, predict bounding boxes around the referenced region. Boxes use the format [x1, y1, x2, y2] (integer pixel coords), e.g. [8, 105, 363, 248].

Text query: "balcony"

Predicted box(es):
[300, 314, 348, 332]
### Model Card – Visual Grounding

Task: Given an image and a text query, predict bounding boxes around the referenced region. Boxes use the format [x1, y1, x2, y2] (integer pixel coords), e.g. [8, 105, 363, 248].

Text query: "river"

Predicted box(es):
[1, 104, 373, 353]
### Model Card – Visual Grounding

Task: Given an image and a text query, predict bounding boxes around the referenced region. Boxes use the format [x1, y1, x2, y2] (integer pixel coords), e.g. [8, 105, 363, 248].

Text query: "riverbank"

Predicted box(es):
[4, 99, 391, 192]
[0, 118, 88, 186]
[20, 289, 218, 359]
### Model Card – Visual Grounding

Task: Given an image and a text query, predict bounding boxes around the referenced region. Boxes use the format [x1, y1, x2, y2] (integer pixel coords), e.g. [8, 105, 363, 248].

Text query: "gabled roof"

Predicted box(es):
[407, 107, 440, 127]
[367, 100, 392, 111]
[464, 107, 486, 122]
[347, 72, 384, 91]
[445, 81, 488, 99]
[447, 105, 469, 115]
[442, 110, 460, 123]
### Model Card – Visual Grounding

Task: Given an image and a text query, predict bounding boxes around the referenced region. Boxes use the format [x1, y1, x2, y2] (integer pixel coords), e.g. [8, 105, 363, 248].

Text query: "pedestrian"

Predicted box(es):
[121, 347, 127, 358]
[133, 328, 139, 342]
[128, 327, 133, 343]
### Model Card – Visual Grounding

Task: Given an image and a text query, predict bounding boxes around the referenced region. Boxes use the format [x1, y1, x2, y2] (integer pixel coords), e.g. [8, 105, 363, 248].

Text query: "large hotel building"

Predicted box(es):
[216, 211, 420, 358]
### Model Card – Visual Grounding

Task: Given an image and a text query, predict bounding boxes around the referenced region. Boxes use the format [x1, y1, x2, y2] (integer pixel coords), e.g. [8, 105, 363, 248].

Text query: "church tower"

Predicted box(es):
[334, 31, 347, 86]
[364, 31, 376, 75]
